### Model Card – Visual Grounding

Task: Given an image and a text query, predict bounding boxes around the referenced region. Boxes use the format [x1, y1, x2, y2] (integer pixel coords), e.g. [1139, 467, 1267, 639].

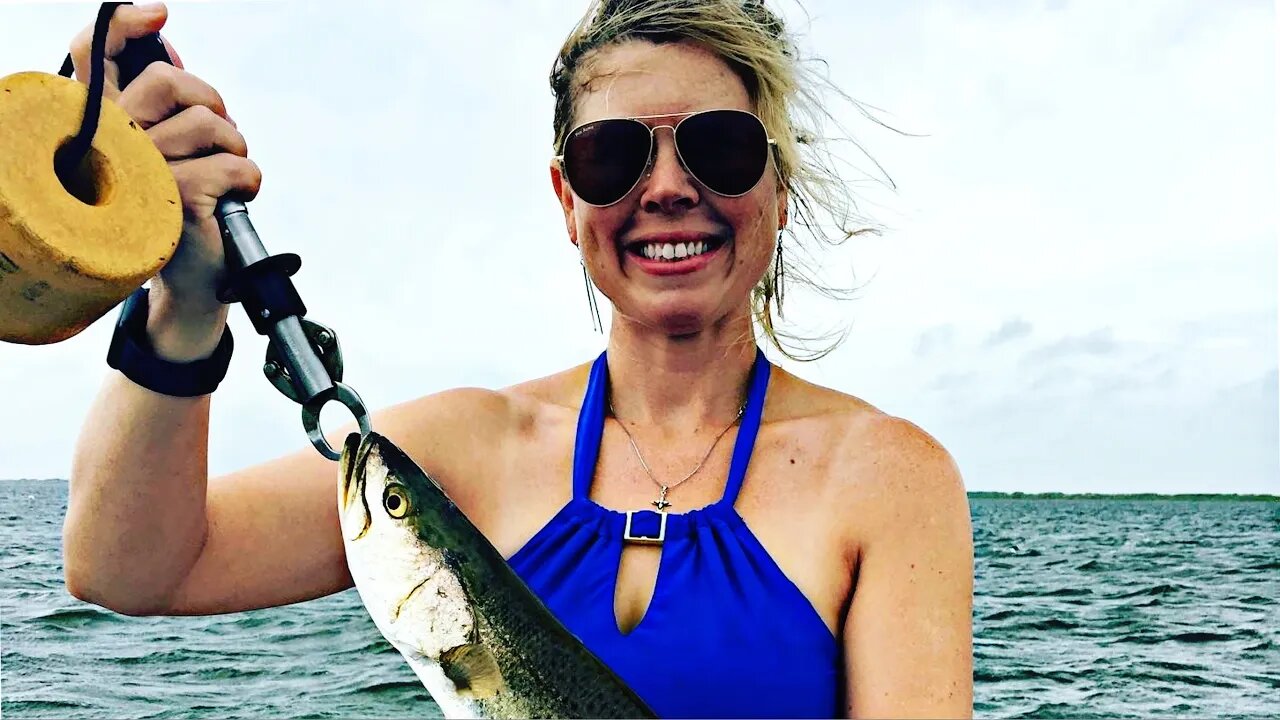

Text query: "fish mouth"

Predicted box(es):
[338, 431, 365, 509]
[339, 431, 376, 540]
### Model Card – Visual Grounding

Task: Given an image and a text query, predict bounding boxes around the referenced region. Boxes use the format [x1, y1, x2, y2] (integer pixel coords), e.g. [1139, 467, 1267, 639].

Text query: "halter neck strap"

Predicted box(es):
[721, 347, 770, 505]
[571, 348, 771, 506]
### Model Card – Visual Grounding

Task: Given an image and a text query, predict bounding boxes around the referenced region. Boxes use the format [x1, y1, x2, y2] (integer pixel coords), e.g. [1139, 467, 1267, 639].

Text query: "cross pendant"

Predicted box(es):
[652, 485, 672, 512]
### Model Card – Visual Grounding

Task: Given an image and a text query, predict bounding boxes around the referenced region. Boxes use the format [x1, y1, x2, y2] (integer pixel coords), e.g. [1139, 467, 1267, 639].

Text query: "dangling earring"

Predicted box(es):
[580, 253, 603, 334]
[774, 229, 786, 315]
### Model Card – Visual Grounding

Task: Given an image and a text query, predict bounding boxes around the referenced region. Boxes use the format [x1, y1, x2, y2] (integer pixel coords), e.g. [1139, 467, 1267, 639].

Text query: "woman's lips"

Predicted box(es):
[622, 233, 729, 276]
[625, 239, 727, 276]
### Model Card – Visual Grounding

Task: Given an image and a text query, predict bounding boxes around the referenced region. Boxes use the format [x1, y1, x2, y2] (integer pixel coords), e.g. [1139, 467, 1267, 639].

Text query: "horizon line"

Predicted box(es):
[2, 478, 1276, 501]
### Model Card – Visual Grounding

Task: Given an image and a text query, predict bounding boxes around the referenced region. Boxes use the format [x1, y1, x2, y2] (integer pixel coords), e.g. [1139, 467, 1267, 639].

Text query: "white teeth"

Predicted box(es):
[639, 240, 715, 261]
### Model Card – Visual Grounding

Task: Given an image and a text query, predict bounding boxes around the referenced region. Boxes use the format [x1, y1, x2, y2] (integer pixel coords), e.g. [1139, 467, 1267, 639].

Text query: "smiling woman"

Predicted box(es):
[58, 0, 973, 719]
[550, 0, 874, 361]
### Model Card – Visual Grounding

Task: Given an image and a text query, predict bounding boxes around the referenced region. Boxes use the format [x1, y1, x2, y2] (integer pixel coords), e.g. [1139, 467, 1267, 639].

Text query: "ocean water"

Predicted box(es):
[2, 481, 1277, 718]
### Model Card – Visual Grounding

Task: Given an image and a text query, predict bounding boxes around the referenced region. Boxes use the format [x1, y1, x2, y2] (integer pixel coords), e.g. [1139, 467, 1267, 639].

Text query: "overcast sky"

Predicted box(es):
[0, 0, 1275, 494]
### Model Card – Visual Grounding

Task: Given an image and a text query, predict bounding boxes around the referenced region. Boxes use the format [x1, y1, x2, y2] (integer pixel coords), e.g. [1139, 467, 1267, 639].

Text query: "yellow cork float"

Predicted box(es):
[0, 70, 182, 345]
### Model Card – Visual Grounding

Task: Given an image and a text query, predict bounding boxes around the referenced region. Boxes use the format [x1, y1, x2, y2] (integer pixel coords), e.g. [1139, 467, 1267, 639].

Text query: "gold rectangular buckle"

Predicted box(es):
[623, 510, 667, 545]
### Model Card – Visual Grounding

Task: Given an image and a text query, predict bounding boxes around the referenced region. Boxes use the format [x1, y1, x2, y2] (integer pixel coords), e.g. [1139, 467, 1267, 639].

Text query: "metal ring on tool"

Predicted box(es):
[302, 382, 373, 460]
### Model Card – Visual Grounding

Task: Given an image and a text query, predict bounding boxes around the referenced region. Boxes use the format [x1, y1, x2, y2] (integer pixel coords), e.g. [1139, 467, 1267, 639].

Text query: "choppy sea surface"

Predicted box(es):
[2, 481, 1277, 718]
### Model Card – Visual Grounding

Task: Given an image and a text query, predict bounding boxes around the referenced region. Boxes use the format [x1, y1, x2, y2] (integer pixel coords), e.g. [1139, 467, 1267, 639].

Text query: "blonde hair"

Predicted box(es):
[552, 0, 885, 361]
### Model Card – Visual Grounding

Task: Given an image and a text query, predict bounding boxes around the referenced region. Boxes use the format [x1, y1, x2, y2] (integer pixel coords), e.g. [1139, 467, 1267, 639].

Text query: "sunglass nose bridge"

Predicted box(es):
[647, 123, 681, 170]
[640, 124, 703, 200]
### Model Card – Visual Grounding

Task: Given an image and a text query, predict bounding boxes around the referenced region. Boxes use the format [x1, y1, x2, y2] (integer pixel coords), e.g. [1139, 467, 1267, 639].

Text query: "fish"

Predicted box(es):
[337, 430, 657, 719]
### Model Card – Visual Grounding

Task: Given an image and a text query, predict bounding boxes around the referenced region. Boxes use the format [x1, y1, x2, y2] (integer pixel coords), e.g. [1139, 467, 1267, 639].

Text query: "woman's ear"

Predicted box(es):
[550, 160, 578, 247]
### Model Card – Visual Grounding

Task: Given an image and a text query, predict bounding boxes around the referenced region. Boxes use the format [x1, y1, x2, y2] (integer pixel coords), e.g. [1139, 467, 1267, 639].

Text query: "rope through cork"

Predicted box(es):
[55, 2, 131, 186]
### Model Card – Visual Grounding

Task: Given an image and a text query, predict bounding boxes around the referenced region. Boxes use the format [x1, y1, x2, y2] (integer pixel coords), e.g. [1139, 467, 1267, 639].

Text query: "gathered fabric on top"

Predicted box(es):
[508, 348, 840, 719]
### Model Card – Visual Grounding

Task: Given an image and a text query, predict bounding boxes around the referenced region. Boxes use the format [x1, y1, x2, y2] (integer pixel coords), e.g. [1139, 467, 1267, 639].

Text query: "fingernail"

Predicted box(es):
[136, 2, 163, 11]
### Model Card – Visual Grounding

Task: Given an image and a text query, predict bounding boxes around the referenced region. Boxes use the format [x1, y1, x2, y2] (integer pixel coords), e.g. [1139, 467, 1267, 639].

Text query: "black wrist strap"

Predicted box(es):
[106, 288, 234, 397]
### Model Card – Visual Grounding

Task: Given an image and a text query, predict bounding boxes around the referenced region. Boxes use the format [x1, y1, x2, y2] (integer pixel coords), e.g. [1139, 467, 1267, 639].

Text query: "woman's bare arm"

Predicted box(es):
[65, 381, 515, 617]
[842, 417, 975, 718]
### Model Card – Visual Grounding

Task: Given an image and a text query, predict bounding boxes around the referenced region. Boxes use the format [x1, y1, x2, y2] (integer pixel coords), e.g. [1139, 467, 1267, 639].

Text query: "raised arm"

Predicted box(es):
[59, 3, 516, 618]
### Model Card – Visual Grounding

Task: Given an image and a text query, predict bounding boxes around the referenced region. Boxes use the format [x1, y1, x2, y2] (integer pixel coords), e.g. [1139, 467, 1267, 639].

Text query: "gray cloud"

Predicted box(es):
[930, 372, 976, 391]
[915, 324, 955, 358]
[1220, 368, 1279, 408]
[1028, 366, 1084, 392]
[943, 369, 1278, 494]
[1022, 327, 1119, 366]
[1091, 366, 1178, 395]
[1176, 309, 1277, 346]
[986, 317, 1033, 346]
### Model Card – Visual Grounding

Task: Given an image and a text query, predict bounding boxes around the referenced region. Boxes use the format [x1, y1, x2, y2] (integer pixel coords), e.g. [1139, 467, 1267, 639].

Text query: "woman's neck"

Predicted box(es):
[603, 310, 758, 434]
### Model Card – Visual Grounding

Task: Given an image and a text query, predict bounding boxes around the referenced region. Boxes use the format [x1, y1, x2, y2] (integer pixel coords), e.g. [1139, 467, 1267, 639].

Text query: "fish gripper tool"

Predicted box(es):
[111, 22, 372, 460]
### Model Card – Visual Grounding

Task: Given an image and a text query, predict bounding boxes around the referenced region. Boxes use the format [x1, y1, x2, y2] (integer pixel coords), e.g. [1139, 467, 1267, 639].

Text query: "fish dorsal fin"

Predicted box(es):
[439, 643, 506, 699]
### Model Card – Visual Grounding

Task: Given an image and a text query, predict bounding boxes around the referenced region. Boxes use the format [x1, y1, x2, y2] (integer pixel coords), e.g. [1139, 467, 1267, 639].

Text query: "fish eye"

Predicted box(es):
[382, 484, 413, 519]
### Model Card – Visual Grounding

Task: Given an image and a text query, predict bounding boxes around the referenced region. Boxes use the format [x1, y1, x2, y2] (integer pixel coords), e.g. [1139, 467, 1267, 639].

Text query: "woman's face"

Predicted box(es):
[552, 39, 787, 337]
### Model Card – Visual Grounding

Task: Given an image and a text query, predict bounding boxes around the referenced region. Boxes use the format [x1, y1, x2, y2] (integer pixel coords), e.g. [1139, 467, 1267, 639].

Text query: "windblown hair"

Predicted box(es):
[552, 0, 886, 361]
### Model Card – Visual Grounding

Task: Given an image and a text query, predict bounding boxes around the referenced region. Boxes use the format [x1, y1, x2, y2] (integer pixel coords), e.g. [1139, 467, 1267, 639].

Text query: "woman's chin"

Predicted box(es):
[620, 296, 734, 338]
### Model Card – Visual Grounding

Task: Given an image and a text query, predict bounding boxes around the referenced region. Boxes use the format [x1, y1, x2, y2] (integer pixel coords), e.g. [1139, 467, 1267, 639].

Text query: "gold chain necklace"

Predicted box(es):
[608, 400, 746, 512]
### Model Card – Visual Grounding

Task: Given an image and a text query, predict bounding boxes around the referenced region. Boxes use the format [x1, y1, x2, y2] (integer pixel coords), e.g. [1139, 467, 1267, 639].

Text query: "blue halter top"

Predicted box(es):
[508, 349, 840, 719]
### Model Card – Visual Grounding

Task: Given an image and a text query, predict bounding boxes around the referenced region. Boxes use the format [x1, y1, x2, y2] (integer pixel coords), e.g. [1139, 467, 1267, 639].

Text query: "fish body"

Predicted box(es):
[338, 431, 656, 719]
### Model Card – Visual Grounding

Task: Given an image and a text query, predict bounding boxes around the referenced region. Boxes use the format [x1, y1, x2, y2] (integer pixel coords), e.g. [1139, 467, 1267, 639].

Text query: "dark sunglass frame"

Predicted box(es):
[555, 108, 777, 207]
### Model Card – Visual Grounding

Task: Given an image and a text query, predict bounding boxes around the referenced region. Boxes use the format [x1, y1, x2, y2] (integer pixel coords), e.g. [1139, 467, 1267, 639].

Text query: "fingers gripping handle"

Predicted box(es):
[111, 24, 371, 460]
[114, 29, 169, 87]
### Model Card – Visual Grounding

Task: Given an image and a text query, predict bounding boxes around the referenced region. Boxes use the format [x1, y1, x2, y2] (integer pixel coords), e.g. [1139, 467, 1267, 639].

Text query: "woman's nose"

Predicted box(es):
[638, 126, 700, 212]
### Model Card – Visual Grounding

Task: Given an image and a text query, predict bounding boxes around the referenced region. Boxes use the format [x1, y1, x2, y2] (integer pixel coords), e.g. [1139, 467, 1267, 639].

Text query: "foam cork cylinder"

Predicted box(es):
[0, 71, 182, 345]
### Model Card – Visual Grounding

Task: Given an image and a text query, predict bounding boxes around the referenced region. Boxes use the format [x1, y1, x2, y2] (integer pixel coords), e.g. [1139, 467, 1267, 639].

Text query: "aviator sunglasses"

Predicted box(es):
[555, 108, 778, 207]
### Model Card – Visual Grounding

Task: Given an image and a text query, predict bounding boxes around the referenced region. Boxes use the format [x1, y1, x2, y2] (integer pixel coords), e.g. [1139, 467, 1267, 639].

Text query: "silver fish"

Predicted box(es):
[338, 431, 657, 719]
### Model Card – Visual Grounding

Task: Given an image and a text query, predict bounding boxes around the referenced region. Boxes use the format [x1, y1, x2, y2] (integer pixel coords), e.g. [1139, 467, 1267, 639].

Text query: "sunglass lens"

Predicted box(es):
[563, 120, 652, 205]
[678, 110, 769, 196]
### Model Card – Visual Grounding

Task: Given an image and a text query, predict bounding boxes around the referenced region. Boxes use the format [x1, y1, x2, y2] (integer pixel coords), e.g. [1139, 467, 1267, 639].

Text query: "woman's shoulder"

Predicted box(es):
[771, 367, 967, 520]
[496, 361, 596, 435]
[356, 365, 590, 523]
[381, 362, 591, 437]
